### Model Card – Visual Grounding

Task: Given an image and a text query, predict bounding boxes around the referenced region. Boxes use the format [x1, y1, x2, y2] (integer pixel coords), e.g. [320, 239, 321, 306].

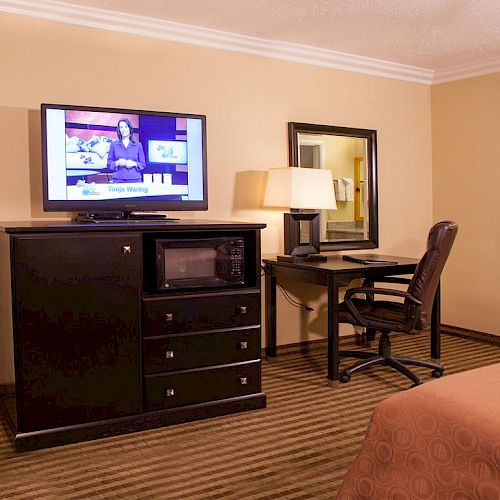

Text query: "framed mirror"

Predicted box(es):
[288, 122, 378, 251]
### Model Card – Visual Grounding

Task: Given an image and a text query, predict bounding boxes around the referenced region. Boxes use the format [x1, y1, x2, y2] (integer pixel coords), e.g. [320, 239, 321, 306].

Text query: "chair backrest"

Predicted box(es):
[407, 221, 458, 330]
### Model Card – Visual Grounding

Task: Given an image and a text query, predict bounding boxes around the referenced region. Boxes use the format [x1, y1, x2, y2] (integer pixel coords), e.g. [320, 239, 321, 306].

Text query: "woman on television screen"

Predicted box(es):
[107, 118, 146, 183]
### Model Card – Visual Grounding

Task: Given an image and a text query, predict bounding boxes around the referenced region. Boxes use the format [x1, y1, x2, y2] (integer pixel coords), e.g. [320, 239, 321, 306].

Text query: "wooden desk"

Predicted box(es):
[264, 255, 441, 386]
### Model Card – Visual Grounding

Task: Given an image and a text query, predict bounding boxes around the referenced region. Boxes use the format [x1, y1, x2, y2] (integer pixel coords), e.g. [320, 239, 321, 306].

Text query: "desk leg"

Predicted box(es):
[327, 276, 339, 387]
[265, 264, 277, 359]
[431, 282, 441, 363]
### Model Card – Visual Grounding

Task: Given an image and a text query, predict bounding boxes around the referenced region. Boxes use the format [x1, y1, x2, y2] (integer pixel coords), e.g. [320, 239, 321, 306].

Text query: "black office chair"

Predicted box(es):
[337, 221, 458, 387]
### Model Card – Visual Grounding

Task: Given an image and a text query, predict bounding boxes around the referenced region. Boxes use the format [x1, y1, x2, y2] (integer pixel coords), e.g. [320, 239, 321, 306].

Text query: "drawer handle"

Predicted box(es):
[162, 388, 175, 398]
[239, 377, 248, 385]
[165, 350, 174, 359]
[122, 245, 132, 254]
[238, 305, 248, 315]
[165, 313, 174, 322]
[240, 341, 248, 350]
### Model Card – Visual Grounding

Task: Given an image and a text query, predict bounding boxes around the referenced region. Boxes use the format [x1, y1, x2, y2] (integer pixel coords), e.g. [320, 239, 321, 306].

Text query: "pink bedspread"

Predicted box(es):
[337, 363, 500, 499]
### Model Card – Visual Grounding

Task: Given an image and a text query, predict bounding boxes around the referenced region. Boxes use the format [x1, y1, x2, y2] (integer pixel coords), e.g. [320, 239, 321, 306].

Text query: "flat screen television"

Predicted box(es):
[41, 103, 208, 219]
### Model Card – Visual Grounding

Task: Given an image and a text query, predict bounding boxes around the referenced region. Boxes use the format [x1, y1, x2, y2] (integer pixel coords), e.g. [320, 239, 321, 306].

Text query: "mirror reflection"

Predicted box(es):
[288, 123, 379, 251]
[298, 133, 367, 241]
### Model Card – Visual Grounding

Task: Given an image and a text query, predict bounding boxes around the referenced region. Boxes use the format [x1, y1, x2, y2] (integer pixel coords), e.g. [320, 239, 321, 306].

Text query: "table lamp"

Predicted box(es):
[264, 167, 336, 262]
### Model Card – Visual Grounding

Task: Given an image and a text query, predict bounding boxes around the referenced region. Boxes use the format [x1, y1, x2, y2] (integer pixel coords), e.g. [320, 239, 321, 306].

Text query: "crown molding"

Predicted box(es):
[0, 0, 434, 84]
[432, 57, 500, 84]
[1, 0, 498, 85]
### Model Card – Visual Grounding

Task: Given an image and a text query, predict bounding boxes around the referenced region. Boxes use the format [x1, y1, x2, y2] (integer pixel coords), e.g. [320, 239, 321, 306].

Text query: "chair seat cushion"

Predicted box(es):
[338, 298, 410, 331]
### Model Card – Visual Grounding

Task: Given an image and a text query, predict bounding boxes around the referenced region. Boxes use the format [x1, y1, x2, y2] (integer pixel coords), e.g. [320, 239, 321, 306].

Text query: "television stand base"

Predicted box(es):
[76, 212, 123, 222]
[75, 212, 180, 222]
[128, 211, 177, 220]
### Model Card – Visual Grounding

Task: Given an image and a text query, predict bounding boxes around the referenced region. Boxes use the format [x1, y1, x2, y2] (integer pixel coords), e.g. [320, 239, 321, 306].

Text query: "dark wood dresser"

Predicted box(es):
[0, 220, 266, 451]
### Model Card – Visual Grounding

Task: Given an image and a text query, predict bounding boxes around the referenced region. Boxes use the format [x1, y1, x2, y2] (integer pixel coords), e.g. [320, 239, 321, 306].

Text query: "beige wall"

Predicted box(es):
[0, 12, 434, 345]
[432, 73, 500, 336]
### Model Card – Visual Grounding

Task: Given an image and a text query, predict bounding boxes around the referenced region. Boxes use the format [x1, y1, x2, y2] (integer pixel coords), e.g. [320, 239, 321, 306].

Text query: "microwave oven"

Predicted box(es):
[156, 237, 245, 291]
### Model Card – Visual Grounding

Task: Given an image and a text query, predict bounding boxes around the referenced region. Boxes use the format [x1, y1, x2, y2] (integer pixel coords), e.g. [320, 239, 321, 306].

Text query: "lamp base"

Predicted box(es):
[283, 212, 322, 257]
[277, 253, 327, 263]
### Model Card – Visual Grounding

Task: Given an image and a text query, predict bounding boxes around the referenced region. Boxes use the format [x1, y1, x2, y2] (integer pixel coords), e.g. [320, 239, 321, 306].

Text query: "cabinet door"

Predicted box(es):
[13, 233, 142, 432]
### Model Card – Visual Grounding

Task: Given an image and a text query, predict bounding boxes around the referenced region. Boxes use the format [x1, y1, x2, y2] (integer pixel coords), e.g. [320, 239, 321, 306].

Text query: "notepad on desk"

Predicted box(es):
[342, 255, 398, 265]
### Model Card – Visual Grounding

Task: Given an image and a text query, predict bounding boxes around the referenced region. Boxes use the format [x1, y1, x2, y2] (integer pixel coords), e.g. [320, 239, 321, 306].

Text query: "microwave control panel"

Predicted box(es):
[228, 239, 244, 278]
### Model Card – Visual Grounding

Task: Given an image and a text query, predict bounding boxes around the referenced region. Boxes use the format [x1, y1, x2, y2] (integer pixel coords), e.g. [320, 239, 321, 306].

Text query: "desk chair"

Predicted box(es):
[337, 221, 458, 387]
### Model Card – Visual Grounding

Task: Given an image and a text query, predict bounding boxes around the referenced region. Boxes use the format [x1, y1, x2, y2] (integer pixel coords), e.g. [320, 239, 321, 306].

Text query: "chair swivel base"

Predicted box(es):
[339, 338, 444, 387]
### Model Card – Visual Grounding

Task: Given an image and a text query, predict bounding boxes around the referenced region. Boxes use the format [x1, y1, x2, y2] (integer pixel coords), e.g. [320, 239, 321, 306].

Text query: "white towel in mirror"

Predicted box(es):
[334, 178, 354, 201]
[334, 179, 345, 201]
[341, 178, 354, 201]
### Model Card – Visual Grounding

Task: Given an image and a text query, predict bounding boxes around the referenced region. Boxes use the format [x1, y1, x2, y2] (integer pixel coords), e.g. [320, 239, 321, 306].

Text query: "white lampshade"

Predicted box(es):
[263, 167, 337, 210]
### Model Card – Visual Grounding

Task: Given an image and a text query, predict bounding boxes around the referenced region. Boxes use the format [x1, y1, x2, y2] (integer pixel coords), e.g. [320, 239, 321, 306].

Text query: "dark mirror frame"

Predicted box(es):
[288, 122, 379, 251]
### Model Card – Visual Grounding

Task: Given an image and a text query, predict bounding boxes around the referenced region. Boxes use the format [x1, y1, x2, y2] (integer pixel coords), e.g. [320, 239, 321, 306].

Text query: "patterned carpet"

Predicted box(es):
[1, 332, 499, 499]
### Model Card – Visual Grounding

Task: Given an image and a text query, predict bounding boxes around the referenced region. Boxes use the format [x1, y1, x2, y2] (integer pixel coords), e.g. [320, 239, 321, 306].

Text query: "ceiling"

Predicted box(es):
[2, 0, 500, 83]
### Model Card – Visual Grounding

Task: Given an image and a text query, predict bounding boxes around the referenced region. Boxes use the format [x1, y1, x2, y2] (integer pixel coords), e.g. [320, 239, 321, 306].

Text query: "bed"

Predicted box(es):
[336, 362, 500, 499]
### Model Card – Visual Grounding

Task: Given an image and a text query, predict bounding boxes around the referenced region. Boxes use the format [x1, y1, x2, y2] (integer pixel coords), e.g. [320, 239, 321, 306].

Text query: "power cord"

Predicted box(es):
[261, 266, 314, 312]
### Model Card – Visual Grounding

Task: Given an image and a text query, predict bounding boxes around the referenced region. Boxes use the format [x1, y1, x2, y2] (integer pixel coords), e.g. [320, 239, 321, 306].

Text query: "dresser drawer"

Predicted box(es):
[143, 327, 260, 374]
[142, 291, 260, 335]
[144, 361, 261, 411]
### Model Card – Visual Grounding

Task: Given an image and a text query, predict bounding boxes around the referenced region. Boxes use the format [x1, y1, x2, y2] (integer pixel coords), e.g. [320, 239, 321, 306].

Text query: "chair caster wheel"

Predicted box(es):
[431, 369, 444, 378]
[339, 373, 351, 383]
[410, 380, 423, 388]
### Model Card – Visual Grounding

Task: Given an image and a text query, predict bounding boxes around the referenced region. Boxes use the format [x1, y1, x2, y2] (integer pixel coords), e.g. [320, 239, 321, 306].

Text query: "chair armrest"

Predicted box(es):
[345, 286, 422, 305]
[361, 277, 412, 304]
[343, 286, 422, 327]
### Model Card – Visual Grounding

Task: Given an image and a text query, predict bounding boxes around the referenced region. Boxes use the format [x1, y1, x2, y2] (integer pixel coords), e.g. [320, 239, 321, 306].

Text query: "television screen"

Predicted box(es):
[41, 103, 208, 215]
